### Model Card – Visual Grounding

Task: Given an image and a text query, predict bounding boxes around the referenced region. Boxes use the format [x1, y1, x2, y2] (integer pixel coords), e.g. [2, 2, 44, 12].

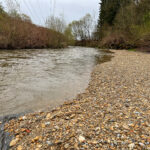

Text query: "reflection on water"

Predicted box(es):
[0, 47, 106, 117]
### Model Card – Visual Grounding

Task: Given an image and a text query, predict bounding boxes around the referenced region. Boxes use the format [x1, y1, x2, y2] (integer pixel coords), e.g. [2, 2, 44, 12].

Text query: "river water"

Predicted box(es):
[0, 47, 107, 117]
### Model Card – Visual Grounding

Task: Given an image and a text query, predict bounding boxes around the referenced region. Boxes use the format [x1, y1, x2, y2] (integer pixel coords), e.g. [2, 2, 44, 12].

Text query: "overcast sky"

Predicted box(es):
[1, 0, 100, 26]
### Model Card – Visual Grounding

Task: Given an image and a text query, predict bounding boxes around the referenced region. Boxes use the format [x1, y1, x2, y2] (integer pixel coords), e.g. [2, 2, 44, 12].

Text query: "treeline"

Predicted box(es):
[68, 14, 98, 47]
[0, 4, 66, 49]
[97, 0, 150, 51]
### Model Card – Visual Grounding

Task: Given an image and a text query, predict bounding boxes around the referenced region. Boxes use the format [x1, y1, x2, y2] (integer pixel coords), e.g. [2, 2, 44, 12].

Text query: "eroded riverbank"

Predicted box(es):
[2, 50, 150, 150]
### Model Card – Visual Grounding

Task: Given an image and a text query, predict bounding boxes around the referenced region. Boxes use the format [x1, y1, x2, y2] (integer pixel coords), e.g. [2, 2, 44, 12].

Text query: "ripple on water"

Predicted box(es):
[0, 47, 108, 117]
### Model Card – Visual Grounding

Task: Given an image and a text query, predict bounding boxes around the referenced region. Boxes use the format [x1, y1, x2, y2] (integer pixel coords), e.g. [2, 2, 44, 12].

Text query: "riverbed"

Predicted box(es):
[0, 47, 107, 117]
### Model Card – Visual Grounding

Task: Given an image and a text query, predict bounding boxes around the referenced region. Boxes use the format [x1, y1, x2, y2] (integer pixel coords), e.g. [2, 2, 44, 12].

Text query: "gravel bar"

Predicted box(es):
[3, 50, 150, 150]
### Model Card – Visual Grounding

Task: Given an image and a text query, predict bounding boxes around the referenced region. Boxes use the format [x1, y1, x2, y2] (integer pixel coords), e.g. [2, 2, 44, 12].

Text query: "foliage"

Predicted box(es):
[64, 25, 75, 45]
[0, 3, 67, 49]
[97, 0, 150, 50]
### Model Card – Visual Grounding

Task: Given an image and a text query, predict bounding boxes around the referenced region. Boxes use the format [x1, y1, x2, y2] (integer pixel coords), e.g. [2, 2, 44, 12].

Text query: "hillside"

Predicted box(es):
[0, 5, 66, 49]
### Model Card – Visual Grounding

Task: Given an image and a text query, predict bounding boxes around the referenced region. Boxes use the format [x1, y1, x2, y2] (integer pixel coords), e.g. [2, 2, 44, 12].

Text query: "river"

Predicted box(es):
[0, 47, 107, 117]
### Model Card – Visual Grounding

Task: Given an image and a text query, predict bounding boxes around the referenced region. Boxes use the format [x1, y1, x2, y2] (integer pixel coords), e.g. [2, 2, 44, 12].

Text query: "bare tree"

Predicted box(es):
[45, 14, 66, 33]
[70, 14, 95, 41]
[5, 0, 20, 18]
[21, 14, 32, 23]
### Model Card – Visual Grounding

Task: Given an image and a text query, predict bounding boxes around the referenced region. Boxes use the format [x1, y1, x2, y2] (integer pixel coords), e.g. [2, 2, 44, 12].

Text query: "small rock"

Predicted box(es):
[32, 136, 40, 143]
[17, 145, 23, 150]
[41, 123, 46, 128]
[46, 113, 51, 119]
[64, 143, 69, 148]
[134, 112, 140, 115]
[22, 116, 27, 120]
[45, 122, 50, 125]
[128, 143, 135, 150]
[117, 134, 121, 138]
[10, 138, 19, 147]
[37, 144, 42, 148]
[79, 135, 85, 143]
[110, 126, 114, 130]
[55, 140, 62, 144]
[123, 124, 129, 130]
[65, 117, 70, 120]
[93, 97, 96, 101]
[70, 114, 75, 119]
[125, 104, 130, 107]
[128, 123, 134, 127]
[19, 116, 27, 121]
[95, 127, 100, 131]
[46, 141, 53, 146]
[91, 140, 98, 144]
[139, 143, 145, 147]
[54, 125, 59, 130]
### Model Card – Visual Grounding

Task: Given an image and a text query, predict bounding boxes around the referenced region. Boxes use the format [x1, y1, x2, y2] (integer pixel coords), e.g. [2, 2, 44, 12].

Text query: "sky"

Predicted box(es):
[1, 0, 100, 26]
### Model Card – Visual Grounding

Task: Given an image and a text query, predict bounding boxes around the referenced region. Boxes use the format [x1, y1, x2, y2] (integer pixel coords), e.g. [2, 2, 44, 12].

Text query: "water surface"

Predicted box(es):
[0, 47, 106, 117]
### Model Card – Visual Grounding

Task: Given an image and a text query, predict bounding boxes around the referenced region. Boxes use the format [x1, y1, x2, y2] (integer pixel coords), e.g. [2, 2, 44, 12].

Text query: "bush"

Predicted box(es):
[0, 8, 67, 49]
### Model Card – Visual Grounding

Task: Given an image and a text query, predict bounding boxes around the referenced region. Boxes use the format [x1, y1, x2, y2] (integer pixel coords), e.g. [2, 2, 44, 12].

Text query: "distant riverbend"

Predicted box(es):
[0, 47, 108, 117]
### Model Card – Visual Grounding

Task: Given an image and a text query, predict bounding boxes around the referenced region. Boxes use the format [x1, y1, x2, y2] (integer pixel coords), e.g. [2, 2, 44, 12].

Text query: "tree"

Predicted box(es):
[97, 0, 150, 49]
[69, 14, 95, 41]
[97, 0, 131, 39]
[45, 15, 66, 33]
[70, 20, 83, 40]
[21, 14, 32, 23]
[0, 3, 5, 14]
[64, 24, 75, 45]
[5, 0, 20, 18]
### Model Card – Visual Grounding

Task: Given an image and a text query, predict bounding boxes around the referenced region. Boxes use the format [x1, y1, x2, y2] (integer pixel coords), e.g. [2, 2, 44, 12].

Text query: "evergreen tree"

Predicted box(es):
[97, 0, 130, 39]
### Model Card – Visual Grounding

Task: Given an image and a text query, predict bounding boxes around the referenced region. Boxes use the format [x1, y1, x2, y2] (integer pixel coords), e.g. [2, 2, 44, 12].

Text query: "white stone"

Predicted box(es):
[79, 135, 85, 143]
[128, 143, 135, 150]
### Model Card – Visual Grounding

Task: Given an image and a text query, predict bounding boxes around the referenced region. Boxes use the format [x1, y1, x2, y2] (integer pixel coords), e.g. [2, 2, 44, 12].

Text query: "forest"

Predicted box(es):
[97, 0, 150, 51]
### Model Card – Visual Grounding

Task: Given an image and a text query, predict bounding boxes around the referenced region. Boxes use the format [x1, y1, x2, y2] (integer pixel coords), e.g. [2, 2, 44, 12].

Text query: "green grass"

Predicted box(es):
[128, 49, 136, 51]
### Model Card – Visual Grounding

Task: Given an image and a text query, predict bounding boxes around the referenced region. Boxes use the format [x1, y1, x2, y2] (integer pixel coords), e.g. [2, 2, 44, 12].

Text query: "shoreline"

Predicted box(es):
[0, 49, 112, 149]
[2, 50, 150, 149]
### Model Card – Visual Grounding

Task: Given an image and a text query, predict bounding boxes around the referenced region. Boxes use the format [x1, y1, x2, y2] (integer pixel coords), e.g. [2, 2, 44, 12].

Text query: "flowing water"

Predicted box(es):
[0, 47, 107, 117]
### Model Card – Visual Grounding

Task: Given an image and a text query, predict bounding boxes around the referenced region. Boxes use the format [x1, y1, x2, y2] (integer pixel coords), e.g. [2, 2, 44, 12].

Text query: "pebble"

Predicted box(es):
[10, 138, 19, 147]
[17, 145, 23, 150]
[46, 141, 53, 146]
[139, 142, 145, 147]
[46, 113, 51, 119]
[41, 123, 46, 128]
[79, 135, 85, 143]
[32, 136, 40, 142]
[54, 125, 59, 130]
[128, 143, 135, 150]
[37, 144, 42, 148]
[64, 143, 69, 148]
[45, 122, 50, 125]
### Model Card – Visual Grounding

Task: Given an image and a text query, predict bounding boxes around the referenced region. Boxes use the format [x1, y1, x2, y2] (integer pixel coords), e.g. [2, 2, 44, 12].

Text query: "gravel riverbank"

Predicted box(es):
[3, 50, 150, 150]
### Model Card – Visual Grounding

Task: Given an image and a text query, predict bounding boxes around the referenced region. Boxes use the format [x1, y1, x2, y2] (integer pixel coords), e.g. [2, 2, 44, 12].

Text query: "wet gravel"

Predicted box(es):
[3, 50, 150, 150]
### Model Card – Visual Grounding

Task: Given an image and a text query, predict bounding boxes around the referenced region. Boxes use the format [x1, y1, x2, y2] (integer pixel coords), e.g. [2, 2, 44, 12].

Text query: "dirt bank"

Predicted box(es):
[3, 50, 150, 150]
